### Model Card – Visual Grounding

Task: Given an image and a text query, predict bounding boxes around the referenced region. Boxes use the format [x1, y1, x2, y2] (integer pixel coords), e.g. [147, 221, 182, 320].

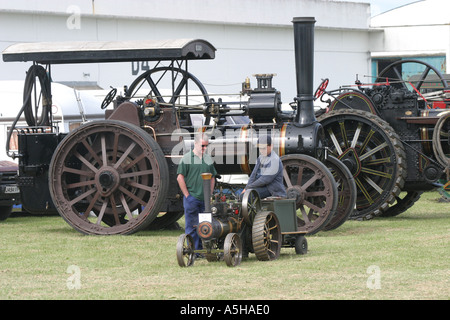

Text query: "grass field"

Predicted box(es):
[0, 191, 448, 300]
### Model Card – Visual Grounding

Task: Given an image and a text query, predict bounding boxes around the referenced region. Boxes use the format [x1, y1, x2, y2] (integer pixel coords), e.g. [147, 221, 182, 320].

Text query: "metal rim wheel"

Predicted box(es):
[252, 211, 282, 261]
[176, 234, 195, 267]
[319, 109, 406, 220]
[281, 154, 338, 234]
[322, 155, 357, 231]
[48, 120, 169, 235]
[241, 189, 261, 225]
[124, 66, 212, 125]
[223, 233, 242, 267]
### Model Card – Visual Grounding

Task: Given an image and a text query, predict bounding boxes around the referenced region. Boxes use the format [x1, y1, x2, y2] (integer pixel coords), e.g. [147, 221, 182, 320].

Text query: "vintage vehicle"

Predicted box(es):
[0, 160, 20, 221]
[2, 17, 356, 235]
[316, 60, 450, 220]
[176, 173, 308, 267]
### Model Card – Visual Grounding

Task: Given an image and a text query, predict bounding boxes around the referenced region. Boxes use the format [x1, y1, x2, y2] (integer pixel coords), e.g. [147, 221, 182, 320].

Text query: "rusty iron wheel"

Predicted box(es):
[252, 211, 281, 261]
[281, 154, 338, 235]
[48, 120, 169, 235]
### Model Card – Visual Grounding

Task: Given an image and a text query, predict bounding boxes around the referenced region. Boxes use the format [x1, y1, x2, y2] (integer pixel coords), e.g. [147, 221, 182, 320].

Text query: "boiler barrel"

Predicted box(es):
[182, 124, 323, 175]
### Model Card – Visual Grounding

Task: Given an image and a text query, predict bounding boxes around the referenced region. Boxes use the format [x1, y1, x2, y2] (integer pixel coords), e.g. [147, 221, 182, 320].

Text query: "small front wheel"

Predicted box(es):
[295, 235, 308, 255]
[223, 233, 242, 267]
[176, 234, 195, 267]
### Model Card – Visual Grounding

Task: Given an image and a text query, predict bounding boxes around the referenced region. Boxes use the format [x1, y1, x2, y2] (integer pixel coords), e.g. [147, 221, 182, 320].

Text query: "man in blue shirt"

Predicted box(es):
[241, 135, 286, 199]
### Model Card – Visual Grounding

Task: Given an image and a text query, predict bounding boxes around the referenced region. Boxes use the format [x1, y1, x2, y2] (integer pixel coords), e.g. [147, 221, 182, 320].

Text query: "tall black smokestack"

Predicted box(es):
[292, 17, 317, 127]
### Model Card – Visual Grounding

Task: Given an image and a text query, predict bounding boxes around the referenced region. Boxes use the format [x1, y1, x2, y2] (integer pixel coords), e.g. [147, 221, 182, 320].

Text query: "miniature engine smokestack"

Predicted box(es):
[292, 17, 317, 127]
[201, 173, 212, 213]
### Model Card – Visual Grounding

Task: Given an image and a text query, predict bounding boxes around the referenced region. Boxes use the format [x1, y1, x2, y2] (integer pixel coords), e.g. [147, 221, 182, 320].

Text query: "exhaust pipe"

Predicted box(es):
[201, 172, 212, 213]
[292, 17, 317, 127]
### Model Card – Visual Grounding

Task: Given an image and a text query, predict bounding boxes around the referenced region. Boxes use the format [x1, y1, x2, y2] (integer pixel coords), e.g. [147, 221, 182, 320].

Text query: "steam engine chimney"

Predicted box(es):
[201, 173, 212, 213]
[292, 17, 317, 127]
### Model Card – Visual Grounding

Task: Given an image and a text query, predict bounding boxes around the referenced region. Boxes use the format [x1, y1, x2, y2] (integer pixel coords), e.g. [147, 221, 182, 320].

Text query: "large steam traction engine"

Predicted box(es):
[3, 18, 356, 240]
[315, 60, 450, 220]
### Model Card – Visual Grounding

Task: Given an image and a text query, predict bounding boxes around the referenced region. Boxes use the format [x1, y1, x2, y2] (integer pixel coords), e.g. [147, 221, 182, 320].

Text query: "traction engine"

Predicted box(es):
[316, 59, 450, 220]
[3, 17, 356, 235]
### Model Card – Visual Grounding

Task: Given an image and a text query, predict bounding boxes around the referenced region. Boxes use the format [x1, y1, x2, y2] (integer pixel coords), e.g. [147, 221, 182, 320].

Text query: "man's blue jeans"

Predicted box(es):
[183, 195, 205, 250]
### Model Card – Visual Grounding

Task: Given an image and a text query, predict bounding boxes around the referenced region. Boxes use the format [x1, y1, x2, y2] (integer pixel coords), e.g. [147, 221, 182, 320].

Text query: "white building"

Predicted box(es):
[1, 0, 449, 161]
[370, 0, 449, 79]
[0, 0, 372, 102]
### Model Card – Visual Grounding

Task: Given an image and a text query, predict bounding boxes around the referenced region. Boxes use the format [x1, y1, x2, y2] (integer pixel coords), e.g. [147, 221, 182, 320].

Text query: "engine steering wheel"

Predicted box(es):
[314, 78, 329, 99]
[101, 87, 117, 109]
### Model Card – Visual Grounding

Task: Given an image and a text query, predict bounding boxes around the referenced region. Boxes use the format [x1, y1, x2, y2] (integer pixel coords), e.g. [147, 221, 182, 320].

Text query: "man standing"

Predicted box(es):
[177, 133, 217, 250]
[242, 135, 286, 198]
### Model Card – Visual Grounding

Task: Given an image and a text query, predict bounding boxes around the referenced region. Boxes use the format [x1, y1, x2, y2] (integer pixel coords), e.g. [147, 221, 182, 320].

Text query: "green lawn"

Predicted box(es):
[0, 191, 448, 300]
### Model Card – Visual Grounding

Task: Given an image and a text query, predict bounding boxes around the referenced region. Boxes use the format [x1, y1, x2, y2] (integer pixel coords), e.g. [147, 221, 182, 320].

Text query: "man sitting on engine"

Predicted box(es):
[241, 135, 286, 199]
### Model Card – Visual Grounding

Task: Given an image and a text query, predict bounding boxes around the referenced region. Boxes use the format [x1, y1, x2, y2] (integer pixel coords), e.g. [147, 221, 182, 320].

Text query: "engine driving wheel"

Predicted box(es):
[319, 109, 406, 220]
[281, 154, 338, 234]
[48, 120, 169, 235]
[322, 155, 356, 231]
[252, 211, 281, 261]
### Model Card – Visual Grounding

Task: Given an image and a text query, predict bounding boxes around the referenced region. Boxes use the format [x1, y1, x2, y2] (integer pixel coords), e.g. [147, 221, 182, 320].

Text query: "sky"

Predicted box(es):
[355, 0, 421, 16]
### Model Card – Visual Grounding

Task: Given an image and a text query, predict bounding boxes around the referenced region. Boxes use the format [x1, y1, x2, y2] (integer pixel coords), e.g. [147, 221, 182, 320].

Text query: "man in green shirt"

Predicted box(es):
[177, 133, 217, 250]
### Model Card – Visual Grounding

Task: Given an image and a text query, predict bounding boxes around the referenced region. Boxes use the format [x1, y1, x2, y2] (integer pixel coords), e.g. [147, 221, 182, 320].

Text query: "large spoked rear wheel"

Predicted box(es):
[319, 109, 406, 220]
[281, 154, 338, 234]
[49, 120, 169, 235]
